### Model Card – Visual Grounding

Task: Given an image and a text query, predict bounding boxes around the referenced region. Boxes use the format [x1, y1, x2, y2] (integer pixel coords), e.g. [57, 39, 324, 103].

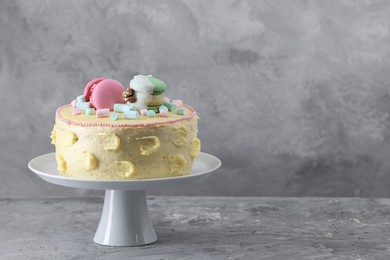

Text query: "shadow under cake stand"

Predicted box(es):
[28, 152, 221, 247]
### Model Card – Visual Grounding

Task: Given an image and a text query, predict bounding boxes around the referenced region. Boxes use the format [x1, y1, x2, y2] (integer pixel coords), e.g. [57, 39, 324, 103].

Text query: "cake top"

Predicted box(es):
[56, 75, 197, 127]
[56, 104, 197, 127]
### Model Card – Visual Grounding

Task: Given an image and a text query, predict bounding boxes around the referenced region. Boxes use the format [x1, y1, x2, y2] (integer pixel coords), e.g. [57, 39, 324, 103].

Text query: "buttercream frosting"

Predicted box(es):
[52, 75, 201, 180]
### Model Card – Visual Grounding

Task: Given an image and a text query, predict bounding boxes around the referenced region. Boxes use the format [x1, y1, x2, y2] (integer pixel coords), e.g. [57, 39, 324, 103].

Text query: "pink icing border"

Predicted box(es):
[56, 104, 198, 128]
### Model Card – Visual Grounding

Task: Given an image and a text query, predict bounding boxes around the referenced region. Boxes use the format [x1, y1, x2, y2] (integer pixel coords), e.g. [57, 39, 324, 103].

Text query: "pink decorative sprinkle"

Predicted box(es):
[71, 99, 77, 108]
[172, 100, 183, 108]
[159, 110, 169, 117]
[71, 108, 81, 115]
[140, 108, 148, 116]
[163, 97, 170, 102]
[96, 108, 110, 118]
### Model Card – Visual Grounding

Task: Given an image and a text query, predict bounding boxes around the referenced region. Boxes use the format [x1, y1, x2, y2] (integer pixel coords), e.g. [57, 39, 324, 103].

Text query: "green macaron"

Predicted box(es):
[148, 76, 166, 95]
[146, 106, 160, 113]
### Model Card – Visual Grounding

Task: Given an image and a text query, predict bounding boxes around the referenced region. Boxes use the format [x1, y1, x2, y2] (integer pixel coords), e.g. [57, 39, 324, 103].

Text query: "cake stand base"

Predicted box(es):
[94, 190, 157, 246]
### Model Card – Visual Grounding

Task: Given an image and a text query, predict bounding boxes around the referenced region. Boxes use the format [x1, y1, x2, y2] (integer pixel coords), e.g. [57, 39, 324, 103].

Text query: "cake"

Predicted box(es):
[51, 75, 201, 180]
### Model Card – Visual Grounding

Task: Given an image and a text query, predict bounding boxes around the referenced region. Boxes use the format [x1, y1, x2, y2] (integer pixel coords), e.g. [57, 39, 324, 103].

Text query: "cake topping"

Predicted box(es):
[172, 100, 183, 108]
[163, 101, 176, 111]
[159, 105, 168, 112]
[110, 113, 118, 121]
[70, 74, 190, 121]
[124, 110, 140, 119]
[96, 108, 110, 118]
[148, 76, 166, 95]
[147, 110, 156, 117]
[129, 75, 155, 110]
[122, 87, 137, 103]
[114, 104, 126, 112]
[176, 108, 186, 115]
[84, 78, 125, 110]
[85, 108, 95, 115]
[140, 109, 148, 116]
[159, 110, 169, 117]
[77, 95, 86, 103]
[77, 101, 91, 110]
[56, 103, 196, 127]
[83, 78, 105, 101]
[71, 108, 81, 115]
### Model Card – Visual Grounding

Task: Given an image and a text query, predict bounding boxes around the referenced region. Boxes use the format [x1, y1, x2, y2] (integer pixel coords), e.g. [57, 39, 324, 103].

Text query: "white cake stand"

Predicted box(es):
[28, 152, 221, 247]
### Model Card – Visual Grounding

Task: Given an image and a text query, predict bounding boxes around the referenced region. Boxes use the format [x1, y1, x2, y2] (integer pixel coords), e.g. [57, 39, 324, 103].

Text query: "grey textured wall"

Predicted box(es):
[1, 0, 390, 197]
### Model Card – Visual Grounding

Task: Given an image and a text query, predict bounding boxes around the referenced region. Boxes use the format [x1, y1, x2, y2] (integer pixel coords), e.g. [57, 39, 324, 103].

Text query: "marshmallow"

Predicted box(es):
[77, 101, 91, 110]
[140, 108, 148, 116]
[172, 100, 183, 108]
[96, 108, 110, 118]
[71, 99, 77, 108]
[124, 110, 140, 119]
[110, 113, 118, 121]
[71, 108, 81, 115]
[147, 110, 156, 117]
[163, 101, 176, 111]
[114, 104, 126, 112]
[159, 110, 169, 117]
[77, 95, 86, 103]
[85, 108, 95, 115]
[176, 108, 186, 115]
[159, 105, 168, 112]
[123, 104, 136, 112]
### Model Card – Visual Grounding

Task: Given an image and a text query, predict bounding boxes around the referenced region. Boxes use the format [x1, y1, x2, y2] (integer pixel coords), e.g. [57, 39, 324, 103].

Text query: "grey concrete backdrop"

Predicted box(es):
[1, 0, 390, 197]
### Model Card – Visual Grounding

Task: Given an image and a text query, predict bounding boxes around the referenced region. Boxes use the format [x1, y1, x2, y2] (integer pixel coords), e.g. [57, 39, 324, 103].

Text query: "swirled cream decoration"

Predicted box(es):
[136, 136, 160, 155]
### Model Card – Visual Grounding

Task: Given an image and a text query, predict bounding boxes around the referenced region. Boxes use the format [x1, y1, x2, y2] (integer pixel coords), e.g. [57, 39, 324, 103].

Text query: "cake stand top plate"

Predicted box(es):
[28, 152, 221, 190]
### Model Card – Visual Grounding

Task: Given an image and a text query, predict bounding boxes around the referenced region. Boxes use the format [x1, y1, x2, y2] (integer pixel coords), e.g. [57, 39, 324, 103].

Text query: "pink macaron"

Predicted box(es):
[84, 78, 125, 110]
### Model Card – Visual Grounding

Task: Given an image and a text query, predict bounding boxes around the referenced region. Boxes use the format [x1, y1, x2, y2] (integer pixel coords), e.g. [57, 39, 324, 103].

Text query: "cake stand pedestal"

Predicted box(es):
[94, 189, 156, 246]
[28, 152, 221, 247]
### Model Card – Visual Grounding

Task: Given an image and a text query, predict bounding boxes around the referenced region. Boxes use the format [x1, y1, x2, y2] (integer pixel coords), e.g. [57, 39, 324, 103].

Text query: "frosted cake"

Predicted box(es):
[51, 75, 200, 180]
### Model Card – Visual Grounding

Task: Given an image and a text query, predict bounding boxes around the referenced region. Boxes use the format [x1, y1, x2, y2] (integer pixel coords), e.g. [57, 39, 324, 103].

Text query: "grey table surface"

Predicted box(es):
[1, 196, 390, 260]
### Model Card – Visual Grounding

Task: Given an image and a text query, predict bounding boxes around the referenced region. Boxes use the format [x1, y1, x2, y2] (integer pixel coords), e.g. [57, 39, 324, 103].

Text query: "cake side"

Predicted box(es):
[52, 111, 200, 179]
